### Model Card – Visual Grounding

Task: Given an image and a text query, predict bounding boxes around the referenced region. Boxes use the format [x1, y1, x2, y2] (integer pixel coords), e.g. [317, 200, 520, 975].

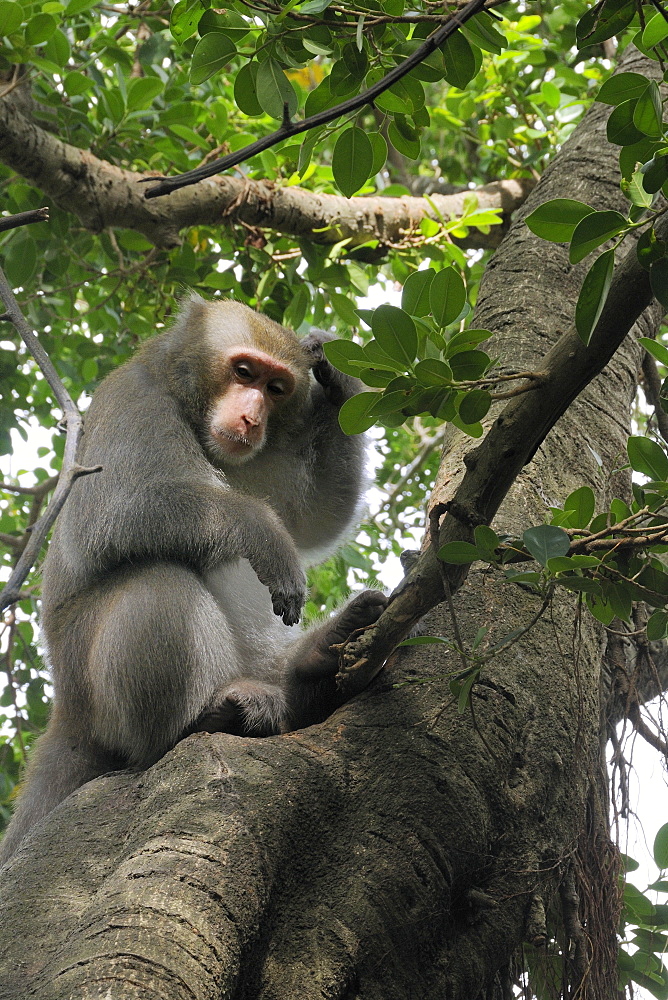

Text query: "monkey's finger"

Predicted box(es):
[271, 590, 304, 626]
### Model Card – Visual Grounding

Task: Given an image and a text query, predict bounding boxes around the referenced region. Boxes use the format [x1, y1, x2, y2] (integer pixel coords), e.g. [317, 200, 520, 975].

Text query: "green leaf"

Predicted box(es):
[388, 118, 421, 160]
[198, 9, 250, 40]
[438, 541, 479, 564]
[458, 389, 491, 424]
[627, 436, 668, 480]
[63, 70, 92, 96]
[598, 72, 650, 106]
[576, 0, 635, 46]
[170, 0, 204, 42]
[42, 26, 69, 65]
[364, 339, 405, 371]
[24, 12, 56, 44]
[449, 349, 490, 381]
[447, 328, 493, 352]
[639, 337, 668, 367]
[80, 357, 98, 383]
[461, 12, 506, 54]
[413, 358, 453, 386]
[235, 63, 262, 117]
[575, 248, 615, 345]
[633, 82, 663, 138]
[569, 211, 627, 264]
[607, 100, 646, 146]
[548, 555, 601, 572]
[523, 525, 571, 566]
[430, 267, 466, 328]
[643, 11, 668, 48]
[368, 389, 411, 417]
[300, 0, 333, 13]
[398, 635, 453, 646]
[330, 292, 360, 327]
[525, 199, 595, 243]
[642, 155, 668, 194]
[647, 610, 668, 640]
[474, 524, 499, 558]
[651, 258, 668, 309]
[371, 305, 417, 367]
[127, 76, 163, 111]
[559, 577, 602, 594]
[441, 32, 476, 89]
[338, 392, 379, 433]
[0, 1, 22, 35]
[655, 824, 668, 869]
[256, 58, 298, 120]
[625, 168, 654, 208]
[375, 76, 424, 116]
[322, 339, 369, 376]
[563, 486, 596, 528]
[332, 127, 373, 198]
[189, 33, 235, 85]
[456, 670, 479, 713]
[368, 131, 387, 176]
[620, 138, 662, 181]
[64, 0, 96, 15]
[402, 268, 435, 316]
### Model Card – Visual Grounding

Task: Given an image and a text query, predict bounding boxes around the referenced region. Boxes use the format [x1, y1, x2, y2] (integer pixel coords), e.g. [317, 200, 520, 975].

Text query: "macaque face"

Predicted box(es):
[206, 348, 298, 464]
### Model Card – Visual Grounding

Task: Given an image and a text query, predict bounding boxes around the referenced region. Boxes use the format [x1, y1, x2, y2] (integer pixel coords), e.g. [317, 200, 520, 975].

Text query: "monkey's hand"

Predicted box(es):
[301, 330, 359, 406]
[293, 590, 388, 679]
[269, 574, 307, 626]
[252, 555, 306, 626]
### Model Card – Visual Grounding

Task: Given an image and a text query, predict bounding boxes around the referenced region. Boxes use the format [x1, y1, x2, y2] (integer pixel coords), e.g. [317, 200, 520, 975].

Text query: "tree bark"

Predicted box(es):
[0, 90, 531, 249]
[0, 47, 661, 1000]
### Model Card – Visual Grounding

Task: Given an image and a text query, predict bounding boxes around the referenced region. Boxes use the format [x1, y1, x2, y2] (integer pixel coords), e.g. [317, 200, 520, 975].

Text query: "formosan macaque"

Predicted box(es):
[0, 297, 386, 863]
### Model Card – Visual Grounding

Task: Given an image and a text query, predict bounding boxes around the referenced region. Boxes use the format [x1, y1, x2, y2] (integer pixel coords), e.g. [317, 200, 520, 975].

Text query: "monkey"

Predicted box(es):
[0, 297, 387, 863]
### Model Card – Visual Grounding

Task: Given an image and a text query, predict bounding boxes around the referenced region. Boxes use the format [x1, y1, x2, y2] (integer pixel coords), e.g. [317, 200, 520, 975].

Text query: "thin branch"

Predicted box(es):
[0, 208, 49, 234]
[143, 0, 491, 199]
[0, 267, 98, 612]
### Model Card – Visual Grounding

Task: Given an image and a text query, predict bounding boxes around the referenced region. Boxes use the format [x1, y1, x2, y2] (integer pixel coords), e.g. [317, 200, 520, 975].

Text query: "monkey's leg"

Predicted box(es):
[283, 590, 388, 728]
[85, 563, 244, 767]
[191, 679, 287, 737]
[0, 710, 121, 865]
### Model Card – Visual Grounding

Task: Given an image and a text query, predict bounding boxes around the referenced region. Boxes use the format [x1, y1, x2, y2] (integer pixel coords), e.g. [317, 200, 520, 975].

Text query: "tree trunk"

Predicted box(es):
[0, 47, 659, 1000]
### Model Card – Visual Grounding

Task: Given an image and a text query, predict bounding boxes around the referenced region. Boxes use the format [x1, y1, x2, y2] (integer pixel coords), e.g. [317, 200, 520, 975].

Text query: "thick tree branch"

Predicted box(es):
[0, 93, 531, 249]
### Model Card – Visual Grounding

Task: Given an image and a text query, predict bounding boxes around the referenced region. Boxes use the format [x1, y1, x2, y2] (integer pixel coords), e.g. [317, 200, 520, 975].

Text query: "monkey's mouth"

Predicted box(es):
[209, 427, 265, 461]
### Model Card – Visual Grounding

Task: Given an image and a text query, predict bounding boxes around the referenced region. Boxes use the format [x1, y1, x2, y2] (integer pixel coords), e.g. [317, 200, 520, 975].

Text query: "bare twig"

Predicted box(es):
[143, 0, 491, 199]
[0, 266, 98, 611]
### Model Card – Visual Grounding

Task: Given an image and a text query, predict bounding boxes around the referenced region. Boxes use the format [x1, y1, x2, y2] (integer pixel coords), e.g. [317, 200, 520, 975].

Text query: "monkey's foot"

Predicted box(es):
[192, 679, 286, 737]
[295, 590, 388, 680]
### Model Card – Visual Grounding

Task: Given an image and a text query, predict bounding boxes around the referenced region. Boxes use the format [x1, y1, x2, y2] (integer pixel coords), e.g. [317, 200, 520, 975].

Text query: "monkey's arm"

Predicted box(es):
[51, 368, 306, 624]
[292, 332, 368, 552]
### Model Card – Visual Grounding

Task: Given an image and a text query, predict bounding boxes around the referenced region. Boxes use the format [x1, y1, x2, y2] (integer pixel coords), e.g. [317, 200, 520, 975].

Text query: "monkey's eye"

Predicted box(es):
[234, 363, 254, 381]
[267, 381, 286, 397]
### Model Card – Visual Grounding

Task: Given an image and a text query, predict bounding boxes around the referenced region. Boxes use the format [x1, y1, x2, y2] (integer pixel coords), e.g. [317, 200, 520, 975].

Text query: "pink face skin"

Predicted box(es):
[206, 348, 297, 464]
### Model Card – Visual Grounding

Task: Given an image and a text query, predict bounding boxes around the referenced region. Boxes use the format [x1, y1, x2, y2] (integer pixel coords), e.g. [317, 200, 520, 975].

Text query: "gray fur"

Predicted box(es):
[0, 299, 383, 865]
